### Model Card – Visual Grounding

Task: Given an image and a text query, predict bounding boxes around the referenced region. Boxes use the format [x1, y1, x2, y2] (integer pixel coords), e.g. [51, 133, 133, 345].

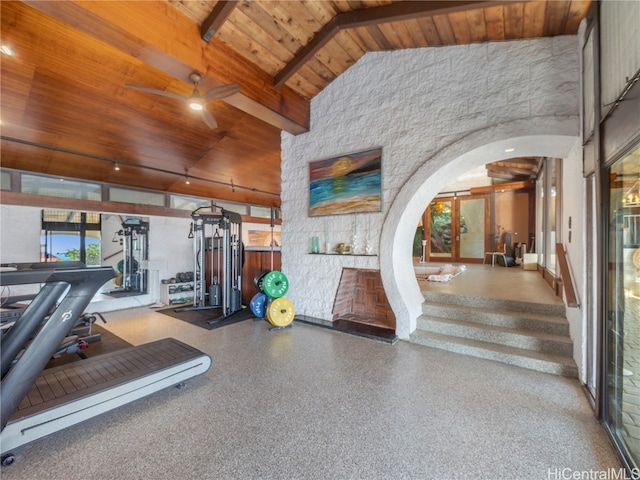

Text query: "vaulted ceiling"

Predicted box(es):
[0, 1, 591, 208]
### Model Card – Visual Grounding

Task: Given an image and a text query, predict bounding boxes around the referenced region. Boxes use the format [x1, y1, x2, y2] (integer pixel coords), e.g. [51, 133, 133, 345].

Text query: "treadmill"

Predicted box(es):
[0, 264, 212, 465]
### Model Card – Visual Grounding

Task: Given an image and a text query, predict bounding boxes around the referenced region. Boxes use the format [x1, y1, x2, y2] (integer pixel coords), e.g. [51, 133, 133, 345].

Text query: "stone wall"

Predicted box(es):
[281, 36, 580, 333]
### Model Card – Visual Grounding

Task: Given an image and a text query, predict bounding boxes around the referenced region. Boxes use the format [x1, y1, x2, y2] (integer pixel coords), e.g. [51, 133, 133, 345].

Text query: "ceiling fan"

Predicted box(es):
[125, 72, 240, 129]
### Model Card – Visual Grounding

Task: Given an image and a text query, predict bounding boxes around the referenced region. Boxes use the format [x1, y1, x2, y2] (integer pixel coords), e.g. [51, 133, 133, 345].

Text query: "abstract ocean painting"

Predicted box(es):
[309, 148, 382, 216]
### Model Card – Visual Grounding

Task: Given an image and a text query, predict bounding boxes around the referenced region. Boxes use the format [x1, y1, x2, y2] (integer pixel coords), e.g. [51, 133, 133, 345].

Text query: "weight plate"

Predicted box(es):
[262, 270, 289, 299]
[249, 292, 268, 318]
[116, 259, 138, 273]
[267, 297, 295, 327]
[254, 270, 270, 292]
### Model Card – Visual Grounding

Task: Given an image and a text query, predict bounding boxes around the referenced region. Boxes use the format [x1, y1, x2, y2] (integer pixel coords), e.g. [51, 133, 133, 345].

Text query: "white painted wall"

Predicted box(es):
[561, 140, 587, 381]
[0, 205, 278, 312]
[0, 205, 42, 264]
[0, 205, 194, 312]
[281, 37, 583, 342]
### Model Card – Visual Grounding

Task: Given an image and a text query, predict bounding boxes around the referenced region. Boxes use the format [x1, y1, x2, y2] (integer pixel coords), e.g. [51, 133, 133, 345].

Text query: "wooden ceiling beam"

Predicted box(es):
[201, 0, 238, 42]
[274, 0, 521, 88]
[502, 157, 541, 166]
[486, 165, 537, 176]
[24, 0, 309, 135]
[470, 180, 534, 194]
[487, 173, 530, 180]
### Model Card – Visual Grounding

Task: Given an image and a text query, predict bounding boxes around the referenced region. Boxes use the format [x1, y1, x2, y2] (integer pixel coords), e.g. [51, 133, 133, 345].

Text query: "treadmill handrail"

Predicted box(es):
[1, 282, 70, 379]
[0, 265, 106, 287]
[0, 267, 116, 431]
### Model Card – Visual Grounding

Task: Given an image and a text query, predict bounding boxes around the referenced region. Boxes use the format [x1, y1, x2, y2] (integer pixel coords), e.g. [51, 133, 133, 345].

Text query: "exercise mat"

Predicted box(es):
[155, 305, 253, 331]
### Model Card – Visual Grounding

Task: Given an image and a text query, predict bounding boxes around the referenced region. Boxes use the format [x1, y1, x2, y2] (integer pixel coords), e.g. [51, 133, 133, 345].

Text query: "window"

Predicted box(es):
[23, 175, 101, 200]
[41, 210, 101, 265]
[605, 143, 640, 470]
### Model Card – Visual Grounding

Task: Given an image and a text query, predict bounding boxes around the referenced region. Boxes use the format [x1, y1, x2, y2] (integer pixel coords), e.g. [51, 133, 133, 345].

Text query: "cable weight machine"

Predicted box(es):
[109, 217, 148, 294]
[181, 206, 242, 323]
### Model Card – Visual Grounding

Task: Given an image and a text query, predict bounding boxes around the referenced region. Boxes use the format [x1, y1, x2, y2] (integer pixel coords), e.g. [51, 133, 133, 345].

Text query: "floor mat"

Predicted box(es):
[155, 305, 255, 330]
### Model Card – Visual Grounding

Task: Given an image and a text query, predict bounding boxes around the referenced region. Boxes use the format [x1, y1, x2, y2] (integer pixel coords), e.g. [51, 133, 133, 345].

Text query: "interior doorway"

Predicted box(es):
[424, 195, 488, 263]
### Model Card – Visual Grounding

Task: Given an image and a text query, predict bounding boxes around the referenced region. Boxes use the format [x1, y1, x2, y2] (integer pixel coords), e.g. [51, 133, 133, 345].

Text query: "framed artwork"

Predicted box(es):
[246, 229, 281, 247]
[309, 147, 382, 216]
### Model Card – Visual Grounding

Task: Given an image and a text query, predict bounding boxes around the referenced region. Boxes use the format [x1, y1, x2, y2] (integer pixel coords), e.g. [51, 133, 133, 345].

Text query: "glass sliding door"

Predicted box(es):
[585, 174, 599, 403]
[605, 142, 640, 471]
[428, 199, 453, 260]
[425, 195, 487, 262]
[545, 159, 559, 275]
[459, 197, 487, 261]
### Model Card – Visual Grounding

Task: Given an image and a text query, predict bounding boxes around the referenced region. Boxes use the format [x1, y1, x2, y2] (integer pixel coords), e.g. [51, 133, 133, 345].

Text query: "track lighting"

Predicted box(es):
[114, 162, 120, 171]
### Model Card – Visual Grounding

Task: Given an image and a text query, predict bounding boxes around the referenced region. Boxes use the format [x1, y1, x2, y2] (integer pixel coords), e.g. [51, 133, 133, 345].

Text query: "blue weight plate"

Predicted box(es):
[249, 292, 268, 318]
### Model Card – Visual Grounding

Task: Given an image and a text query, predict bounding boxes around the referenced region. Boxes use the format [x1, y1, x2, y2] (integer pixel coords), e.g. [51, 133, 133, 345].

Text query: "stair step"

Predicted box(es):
[417, 315, 573, 357]
[419, 302, 570, 336]
[422, 291, 565, 317]
[410, 330, 578, 378]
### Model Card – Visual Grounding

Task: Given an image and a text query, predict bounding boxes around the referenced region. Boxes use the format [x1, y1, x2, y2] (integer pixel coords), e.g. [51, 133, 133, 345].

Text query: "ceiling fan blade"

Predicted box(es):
[202, 83, 241, 102]
[201, 109, 218, 129]
[125, 83, 187, 102]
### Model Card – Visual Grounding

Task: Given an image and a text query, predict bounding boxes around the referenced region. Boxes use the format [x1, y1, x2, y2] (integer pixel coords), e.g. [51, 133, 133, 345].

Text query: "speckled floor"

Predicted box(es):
[2, 304, 623, 480]
[415, 262, 563, 306]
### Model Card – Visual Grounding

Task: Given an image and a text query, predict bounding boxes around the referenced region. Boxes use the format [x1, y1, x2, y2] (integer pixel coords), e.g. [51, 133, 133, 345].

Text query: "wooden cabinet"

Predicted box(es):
[242, 250, 281, 303]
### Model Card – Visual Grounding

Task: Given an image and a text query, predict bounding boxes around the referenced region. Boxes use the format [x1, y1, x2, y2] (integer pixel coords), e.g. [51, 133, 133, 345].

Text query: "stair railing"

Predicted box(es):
[556, 243, 579, 308]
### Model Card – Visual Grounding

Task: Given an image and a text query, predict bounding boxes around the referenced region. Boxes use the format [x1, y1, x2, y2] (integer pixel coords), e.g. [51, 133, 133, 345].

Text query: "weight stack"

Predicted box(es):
[209, 284, 221, 307]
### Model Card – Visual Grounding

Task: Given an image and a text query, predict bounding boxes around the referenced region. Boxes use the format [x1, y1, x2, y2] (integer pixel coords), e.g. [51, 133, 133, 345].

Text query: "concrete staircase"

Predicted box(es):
[410, 291, 578, 377]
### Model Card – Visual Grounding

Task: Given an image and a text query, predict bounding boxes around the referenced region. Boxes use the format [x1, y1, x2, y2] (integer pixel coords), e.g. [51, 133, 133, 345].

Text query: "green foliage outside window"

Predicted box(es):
[58, 244, 101, 266]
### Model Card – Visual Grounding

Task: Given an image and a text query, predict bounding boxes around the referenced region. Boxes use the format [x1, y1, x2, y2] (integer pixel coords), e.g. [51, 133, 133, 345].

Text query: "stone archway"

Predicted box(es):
[380, 116, 579, 339]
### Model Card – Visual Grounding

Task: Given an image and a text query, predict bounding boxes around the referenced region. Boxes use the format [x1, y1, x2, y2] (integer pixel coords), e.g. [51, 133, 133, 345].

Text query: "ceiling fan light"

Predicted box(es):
[189, 101, 204, 111]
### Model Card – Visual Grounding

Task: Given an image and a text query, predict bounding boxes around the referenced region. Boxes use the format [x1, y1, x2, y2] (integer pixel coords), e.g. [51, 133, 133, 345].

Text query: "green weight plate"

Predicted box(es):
[262, 270, 289, 298]
[267, 297, 295, 327]
[116, 259, 138, 274]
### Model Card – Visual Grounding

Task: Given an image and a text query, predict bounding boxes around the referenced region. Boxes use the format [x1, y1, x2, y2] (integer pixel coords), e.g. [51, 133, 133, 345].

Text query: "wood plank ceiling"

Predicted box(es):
[0, 0, 591, 208]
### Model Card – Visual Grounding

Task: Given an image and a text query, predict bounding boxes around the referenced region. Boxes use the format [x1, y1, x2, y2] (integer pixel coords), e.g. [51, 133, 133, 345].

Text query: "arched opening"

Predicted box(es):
[380, 117, 579, 339]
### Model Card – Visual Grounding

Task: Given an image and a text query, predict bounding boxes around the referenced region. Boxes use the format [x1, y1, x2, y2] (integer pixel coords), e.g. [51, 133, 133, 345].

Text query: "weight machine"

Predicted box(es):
[109, 217, 148, 294]
[183, 206, 242, 323]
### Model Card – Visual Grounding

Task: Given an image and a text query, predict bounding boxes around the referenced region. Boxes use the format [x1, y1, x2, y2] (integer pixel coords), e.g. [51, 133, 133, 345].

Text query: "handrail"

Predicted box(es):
[556, 243, 579, 308]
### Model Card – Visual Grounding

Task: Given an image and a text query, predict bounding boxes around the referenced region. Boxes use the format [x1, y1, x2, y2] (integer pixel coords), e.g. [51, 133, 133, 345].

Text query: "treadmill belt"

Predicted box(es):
[11, 338, 205, 421]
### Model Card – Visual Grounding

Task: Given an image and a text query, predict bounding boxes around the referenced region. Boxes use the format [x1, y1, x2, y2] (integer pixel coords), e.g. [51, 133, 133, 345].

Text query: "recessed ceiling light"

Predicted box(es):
[0, 45, 14, 56]
[504, 148, 515, 153]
